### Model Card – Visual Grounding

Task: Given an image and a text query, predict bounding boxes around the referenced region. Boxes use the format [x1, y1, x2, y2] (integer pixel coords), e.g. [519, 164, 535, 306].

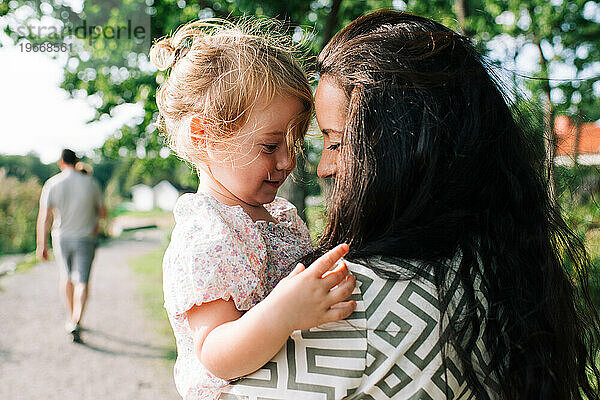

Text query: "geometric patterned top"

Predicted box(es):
[163, 192, 314, 400]
[221, 258, 498, 399]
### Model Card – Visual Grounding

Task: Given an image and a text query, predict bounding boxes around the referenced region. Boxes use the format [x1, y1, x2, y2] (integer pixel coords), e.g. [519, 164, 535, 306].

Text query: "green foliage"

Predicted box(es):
[128, 244, 169, 324]
[0, 153, 59, 183]
[496, 0, 600, 121]
[15, 253, 41, 274]
[2, 0, 599, 230]
[556, 164, 600, 309]
[103, 155, 197, 199]
[585, 229, 600, 308]
[84, 158, 119, 190]
[557, 165, 600, 203]
[0, 169, 42, 255]
[305, 204, 326, 243]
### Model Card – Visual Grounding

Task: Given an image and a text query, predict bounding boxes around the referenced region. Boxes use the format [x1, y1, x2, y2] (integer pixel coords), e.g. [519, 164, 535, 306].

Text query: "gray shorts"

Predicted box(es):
[54, 237, 96, 283]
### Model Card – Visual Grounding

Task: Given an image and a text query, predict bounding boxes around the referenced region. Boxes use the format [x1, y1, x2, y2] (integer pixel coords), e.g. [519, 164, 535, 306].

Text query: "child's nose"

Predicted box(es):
[275, 149, 296, 171]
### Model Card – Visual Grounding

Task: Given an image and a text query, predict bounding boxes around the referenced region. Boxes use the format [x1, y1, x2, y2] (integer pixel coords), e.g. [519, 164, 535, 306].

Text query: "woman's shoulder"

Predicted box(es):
[346, 257, 437, 287]
[345, 258, 459, 399]
[346, 257, 440, 318]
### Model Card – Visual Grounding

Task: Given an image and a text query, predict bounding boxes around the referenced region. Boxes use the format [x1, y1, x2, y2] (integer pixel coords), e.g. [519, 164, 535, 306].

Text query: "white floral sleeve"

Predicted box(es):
[163, 193, 316, 400]
[163, 196, 267, 317]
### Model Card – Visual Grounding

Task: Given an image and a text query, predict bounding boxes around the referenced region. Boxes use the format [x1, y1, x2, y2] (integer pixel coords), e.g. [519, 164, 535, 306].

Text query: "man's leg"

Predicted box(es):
[71, 282, 88, 325]
[60, 276, 74, 322]
[55, 238, 75, 326]
[71, 238, 96, 328]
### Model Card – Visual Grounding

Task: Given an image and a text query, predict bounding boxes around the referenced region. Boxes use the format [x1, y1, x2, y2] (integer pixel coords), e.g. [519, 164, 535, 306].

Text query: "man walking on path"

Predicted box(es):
[36, 149, 106, 343]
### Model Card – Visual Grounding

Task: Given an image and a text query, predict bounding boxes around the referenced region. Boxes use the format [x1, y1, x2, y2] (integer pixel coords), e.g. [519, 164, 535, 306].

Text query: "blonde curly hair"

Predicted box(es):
[150, 17, 313, 166]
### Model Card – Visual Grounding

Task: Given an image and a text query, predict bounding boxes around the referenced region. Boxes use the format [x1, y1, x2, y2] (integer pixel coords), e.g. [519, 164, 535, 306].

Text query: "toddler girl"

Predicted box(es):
[150, 18, 357, 400]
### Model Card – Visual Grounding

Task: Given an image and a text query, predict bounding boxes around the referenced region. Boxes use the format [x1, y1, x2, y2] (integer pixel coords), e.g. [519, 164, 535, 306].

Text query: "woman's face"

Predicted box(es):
[314, 77, 347, 179]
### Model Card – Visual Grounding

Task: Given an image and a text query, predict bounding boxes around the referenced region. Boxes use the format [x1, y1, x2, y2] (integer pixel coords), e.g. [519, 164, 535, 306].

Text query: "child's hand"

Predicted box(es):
[192, 244, 356, 380]
[264, 244, 357, 332]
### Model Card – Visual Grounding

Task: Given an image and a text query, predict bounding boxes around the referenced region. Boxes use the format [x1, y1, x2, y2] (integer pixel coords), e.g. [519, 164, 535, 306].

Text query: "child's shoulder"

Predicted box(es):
[171, 192, 247, 238]
[166, 192, 266, 266]
[265, 196, 300, 224]
[173, 191, 237, 222]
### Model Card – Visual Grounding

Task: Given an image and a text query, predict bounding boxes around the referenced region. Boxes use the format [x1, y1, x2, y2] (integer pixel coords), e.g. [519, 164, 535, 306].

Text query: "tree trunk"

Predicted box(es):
[279, 147, 307, 221]
[322, 0, 343, 47]
[454, 0, 471, 37]
[573, 114, 582, 165]
[534, 37, 556, 201]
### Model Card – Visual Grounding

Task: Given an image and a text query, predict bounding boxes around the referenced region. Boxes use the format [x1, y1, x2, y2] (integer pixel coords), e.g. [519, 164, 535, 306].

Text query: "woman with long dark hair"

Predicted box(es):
[224, 10, 600, 399]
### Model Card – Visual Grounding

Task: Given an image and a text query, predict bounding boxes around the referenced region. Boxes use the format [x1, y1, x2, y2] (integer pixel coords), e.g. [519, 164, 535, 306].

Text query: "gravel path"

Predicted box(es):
[0, 232, 180, 400]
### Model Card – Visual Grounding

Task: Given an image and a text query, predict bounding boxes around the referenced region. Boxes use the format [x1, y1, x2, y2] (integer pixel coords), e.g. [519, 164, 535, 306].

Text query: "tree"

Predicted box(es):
[488, 0, 600, 194]
[2, 0, 400, 221]
[395, 0, 600, 195]
[0, 169, 42, 254]
[3, 0, 598, 208]
[0, 153, 59, 183]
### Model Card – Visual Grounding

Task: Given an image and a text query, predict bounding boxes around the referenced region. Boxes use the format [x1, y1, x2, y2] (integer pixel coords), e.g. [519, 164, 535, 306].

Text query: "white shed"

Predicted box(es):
[153, 180, 179, 211]
[131, 184, 154, 211]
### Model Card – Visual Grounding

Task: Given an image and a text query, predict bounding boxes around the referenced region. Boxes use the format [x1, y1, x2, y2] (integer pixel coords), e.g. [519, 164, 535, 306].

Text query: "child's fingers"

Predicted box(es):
[321, 260, 350, 279]
[287, 263, 305, 278]
[327, 275, 356, 304]
[321, 262, 349, 288]
[324, 300, 357, 323]
[308, 243, 349, 277]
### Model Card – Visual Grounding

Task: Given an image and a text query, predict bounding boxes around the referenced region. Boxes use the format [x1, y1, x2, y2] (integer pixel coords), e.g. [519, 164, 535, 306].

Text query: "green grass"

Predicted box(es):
[128, 245, 177, 362]
[111, 207, 172, 219]
[15, 252, 39, 274]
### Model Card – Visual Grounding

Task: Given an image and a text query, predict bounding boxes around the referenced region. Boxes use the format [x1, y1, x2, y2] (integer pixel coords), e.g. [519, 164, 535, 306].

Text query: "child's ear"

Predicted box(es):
[190, 116, 209, 150]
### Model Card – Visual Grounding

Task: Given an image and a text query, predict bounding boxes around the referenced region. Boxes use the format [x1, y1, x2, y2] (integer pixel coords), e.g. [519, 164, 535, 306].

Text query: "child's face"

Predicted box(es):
[206, 94, 303, 206]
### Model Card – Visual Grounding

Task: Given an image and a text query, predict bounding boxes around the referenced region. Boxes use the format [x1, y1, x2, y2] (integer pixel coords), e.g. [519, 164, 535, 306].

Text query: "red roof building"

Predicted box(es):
[554, 115, 600, 165]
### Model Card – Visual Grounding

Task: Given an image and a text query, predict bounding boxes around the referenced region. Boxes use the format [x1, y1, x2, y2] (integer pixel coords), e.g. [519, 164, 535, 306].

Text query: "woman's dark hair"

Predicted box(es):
[314, 9, 600, 399]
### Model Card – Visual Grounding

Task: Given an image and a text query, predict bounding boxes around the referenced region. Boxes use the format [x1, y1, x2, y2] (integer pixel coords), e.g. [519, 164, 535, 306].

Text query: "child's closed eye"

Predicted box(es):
[327, 143, 341, 151]
[261, 144, 279, 153]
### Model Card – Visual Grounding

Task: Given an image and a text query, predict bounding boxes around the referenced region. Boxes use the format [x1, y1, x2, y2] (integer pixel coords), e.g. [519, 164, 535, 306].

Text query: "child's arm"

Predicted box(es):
[187, 243, 356, 381]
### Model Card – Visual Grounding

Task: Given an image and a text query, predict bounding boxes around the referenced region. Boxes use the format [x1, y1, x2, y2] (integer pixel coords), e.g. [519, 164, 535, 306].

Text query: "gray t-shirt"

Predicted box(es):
[40, 169, 103, 239]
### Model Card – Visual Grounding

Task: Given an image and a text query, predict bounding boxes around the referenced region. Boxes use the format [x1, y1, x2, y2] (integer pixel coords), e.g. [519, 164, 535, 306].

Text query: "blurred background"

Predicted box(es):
[2, 0, 600, 293]
[0, 0, 599, 397]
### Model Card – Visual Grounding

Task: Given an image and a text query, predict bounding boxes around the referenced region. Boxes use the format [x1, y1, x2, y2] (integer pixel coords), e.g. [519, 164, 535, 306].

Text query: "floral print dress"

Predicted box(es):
[162, 191, 314, 400]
